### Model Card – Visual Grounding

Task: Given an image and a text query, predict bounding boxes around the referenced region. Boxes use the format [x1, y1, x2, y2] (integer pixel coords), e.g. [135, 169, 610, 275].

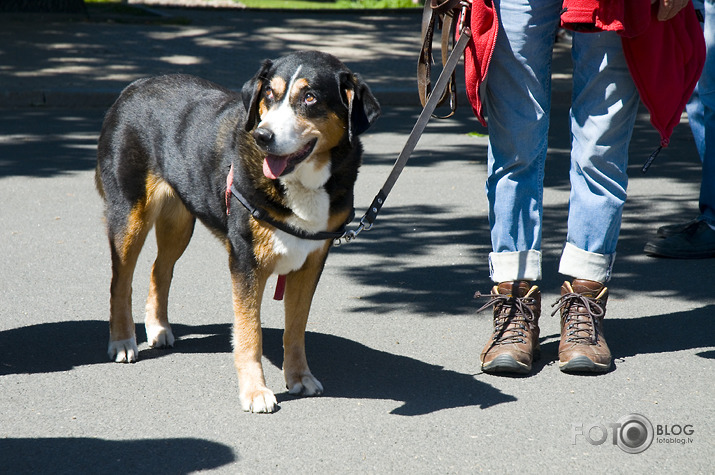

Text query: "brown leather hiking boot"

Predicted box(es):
[477, 281, 541, 374]
[552, 279, 612, 373]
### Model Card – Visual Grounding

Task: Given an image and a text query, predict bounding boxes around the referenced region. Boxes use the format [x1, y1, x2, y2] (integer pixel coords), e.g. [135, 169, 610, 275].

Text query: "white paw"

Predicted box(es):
[108, 338, 138, 363]
[287, 374, 324, 396]
[241, 389, 278, 413]
[146, 323, 175, 348]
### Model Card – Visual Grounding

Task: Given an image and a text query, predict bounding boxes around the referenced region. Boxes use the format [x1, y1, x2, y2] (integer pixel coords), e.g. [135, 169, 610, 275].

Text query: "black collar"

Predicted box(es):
[229, 184, 354, 241]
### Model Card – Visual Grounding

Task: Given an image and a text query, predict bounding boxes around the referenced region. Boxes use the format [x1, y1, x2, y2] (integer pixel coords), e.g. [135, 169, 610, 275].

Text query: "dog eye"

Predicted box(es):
[264, 86, 274, 101]
[304, 93, 317, 105]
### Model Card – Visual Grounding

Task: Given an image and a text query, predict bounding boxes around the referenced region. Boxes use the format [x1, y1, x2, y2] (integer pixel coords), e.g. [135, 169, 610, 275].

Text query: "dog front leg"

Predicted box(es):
[282, 246, 330, 397]
[229, 255, 277, 413]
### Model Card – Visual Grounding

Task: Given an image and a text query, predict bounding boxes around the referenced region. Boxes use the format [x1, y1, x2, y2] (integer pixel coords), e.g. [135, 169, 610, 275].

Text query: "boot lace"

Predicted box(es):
[551, 292, 605, 344]
[475, 291, 536, 345]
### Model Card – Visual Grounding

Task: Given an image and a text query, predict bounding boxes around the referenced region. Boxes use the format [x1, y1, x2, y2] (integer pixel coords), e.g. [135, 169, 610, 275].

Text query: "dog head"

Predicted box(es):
[242, 51, 380, 180]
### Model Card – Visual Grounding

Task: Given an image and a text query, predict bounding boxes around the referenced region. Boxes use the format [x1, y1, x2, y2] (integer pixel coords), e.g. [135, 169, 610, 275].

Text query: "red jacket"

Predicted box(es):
[561, 0, 651, 36]
[461, 0, 705, 147]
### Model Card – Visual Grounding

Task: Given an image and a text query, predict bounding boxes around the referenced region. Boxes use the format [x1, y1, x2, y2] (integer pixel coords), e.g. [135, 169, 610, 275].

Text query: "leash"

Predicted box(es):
[335, 22, 473, 246]
[225, 6, 473, 248]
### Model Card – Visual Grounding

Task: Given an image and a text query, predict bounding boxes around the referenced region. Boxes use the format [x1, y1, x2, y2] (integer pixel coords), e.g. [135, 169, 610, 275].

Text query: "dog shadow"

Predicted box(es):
[0, 320, 514, 415]
[2, 305, 712, 412]
[147, 324, 518, 415]
[0, 437, 235, 473]
[260, 328, 516, 416]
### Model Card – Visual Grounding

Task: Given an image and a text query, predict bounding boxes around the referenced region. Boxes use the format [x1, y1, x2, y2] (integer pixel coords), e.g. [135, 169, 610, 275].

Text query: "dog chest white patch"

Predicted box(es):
[272, 178, 330, 275]
[290, 157, 331, 190]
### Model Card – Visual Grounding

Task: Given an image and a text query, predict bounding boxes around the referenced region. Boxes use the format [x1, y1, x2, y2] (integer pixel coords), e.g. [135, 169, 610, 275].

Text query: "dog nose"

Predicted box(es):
[253, 127, 274, 148]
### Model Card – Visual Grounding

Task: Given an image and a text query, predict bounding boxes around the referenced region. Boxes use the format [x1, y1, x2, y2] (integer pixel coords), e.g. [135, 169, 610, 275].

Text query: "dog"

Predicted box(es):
[95, 50, 380, 413]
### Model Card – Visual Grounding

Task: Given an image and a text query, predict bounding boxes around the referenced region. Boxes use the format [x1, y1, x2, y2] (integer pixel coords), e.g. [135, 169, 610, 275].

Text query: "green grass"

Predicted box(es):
[240, 0, 421, 9]
[467, 131, 488, 138]
[85, 0, 422, 9]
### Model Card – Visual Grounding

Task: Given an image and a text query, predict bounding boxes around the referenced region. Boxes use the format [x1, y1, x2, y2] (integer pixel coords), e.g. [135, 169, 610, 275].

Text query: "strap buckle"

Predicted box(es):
[458, 1, 471, 34]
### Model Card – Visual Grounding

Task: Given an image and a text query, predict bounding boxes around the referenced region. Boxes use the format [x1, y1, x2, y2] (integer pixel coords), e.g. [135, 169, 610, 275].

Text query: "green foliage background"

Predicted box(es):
[241, 0, 420, 8]
[86, 0, 422, 9]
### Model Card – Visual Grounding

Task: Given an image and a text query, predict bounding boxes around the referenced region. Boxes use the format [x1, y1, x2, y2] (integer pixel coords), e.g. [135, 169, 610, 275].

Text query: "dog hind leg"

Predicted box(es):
[145, 192, 196, 349]
[107, 202, 155, 363]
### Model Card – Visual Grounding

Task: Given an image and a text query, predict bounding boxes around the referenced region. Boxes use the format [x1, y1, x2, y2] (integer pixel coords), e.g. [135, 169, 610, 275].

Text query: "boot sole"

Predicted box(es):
[559, 355, 610, 373]
[482, 354, 532, 374]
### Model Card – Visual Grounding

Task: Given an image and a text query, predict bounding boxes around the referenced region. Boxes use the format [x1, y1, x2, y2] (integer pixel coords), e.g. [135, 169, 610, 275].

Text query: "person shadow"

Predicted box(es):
[535, 303, 715, 373]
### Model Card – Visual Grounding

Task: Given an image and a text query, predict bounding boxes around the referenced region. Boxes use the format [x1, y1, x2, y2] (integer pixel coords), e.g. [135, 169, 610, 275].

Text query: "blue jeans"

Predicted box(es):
[484, 0, 639, 283]
[685, 0, 715, 226]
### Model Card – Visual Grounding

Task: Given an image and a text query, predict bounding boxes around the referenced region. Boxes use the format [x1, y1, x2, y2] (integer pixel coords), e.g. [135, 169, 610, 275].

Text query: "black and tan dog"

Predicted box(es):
[95, 51, 380, 413]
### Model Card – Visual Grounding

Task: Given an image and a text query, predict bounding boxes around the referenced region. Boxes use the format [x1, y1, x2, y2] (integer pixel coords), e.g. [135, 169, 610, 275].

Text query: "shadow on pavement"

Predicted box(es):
[0, 109, 104, 177]
[0, 437, 236, 473]
[0, 10, 423, 105]
[0, 320, 516, 415]
[262, 328, 517, 416]
[334, 205, 491, 317]
[536, 304, 715, 366]
[329, 198, 715, 316]
[3, 308, 714, 413]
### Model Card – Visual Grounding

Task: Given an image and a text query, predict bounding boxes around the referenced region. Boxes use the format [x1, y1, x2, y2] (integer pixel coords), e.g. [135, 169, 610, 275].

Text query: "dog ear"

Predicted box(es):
[243, 59, 273, 132]
[340, 72, 381, 144]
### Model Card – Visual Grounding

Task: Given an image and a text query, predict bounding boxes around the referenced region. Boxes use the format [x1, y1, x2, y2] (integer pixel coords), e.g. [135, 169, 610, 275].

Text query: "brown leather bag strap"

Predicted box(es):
[439, 11, 457, 118]
[431, 0, 463, 16]
[417, 0, 467, 118]
[417, 1, 437, 108]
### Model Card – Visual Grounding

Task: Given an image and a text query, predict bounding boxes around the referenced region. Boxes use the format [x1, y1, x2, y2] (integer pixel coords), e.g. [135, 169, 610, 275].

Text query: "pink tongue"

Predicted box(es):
[263, 155, 288, 179]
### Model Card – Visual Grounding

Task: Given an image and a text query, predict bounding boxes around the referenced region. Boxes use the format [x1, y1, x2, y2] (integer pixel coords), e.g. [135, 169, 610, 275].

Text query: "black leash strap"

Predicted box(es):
[336, 26, 473, 245]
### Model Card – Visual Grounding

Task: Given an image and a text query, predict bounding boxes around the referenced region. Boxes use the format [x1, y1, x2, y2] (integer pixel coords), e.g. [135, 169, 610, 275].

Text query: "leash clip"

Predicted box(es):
[333, 216, 372, 247]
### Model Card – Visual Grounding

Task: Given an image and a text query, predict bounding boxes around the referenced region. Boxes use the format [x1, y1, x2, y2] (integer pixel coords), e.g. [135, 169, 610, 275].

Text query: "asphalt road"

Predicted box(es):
[1, 6, 714, 474]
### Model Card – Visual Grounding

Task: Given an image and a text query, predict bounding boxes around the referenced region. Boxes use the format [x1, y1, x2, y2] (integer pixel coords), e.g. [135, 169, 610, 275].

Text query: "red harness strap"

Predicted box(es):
[274, 274, 286, 301]
[225, 163, 234, 215]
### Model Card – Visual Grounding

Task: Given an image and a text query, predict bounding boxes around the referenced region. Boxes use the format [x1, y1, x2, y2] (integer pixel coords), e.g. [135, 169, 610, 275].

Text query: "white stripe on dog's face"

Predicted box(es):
[257, 67, 303, 156]
[253, 60, 349, 186]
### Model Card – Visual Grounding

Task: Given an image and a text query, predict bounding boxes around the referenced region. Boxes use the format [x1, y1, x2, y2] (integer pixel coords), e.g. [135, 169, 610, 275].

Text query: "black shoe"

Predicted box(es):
[645, 220, 715, 258]
[656, 218, 701, 238]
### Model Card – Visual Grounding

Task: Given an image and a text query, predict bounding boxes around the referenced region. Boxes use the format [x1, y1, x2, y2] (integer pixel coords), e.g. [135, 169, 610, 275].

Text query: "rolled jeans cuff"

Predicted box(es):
[489, 250, 542, 283]
[558, 242, 615, 283]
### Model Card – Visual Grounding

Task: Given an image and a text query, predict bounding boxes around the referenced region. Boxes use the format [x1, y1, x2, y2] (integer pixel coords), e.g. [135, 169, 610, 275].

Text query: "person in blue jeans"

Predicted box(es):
[477, 0, 690, 375]
[645, 0, 715, 259]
